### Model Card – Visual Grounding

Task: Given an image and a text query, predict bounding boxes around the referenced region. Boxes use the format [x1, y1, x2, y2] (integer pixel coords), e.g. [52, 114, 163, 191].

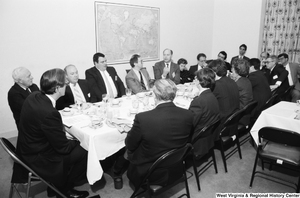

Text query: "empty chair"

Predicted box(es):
[191, 119, 220, 191]
[249, 127, 300, 192]
[130, 143, 192, 198]
[215, 108, 246, 172]
[0, 137, 67, 198]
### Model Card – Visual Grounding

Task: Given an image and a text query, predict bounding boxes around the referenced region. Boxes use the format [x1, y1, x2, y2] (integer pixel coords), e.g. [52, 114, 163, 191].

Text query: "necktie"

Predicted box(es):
[73, 84, 85, 103]
[139, 71, 146, 90]
[166, 63, 169, 68]
[25, 88, 31, 95]
[103, 72, 114, 98]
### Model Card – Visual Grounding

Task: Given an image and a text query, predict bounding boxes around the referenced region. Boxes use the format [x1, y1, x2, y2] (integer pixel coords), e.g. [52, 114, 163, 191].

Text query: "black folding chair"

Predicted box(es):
[130, 143, 193, 198]
[262, 93, 279, 111]
[191, 119, 220, 191]
[249, 127, 300, 192]
[0, 137, 67, 198]
[279, 85, 294, 102]
[216, 108, 246, 172]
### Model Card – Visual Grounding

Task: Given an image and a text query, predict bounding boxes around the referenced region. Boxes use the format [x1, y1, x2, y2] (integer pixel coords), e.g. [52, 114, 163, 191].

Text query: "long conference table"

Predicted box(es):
[61, 84, 194, 185]
[250, 101, 300, 146]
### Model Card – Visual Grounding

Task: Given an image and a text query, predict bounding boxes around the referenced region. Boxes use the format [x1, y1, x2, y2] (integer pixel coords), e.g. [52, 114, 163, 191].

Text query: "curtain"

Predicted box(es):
[261, 0, 300, 63]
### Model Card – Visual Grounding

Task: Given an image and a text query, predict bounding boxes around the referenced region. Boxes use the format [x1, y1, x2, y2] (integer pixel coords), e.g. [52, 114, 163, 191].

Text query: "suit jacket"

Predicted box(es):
[125, 68, 151, 94]
[212, 76, 240, 122]
[189, 89, 220, 156]
[56, 79, 91, 110]
[7, 83, 39, 128]
[180, 70, 194, 84]
[17, 92, 79, 186]
[235, 77, 253, 109]
[125, 102, 193, 188]
[189, 65, 203, 78]
[268, 64, 289, 96]
[85, 66, 125, 102]
[153, 61, 180, 84]
[287, 62, 300, 91]
[230, 56, 250, 65]
[248, 70, 272, 117]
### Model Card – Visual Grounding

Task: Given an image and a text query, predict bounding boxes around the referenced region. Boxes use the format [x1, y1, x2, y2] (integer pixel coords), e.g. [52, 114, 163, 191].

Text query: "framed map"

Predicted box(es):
[95, 2, 160, 64]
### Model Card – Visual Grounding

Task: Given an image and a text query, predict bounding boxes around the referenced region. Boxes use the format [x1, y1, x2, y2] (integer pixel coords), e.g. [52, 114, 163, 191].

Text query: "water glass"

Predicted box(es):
[126, 88, 132, 99]
[132, 98, 139, 109]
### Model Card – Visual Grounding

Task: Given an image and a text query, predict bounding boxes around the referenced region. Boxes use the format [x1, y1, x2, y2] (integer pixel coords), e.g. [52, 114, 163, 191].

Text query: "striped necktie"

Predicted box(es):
[139, 71, 146, 90]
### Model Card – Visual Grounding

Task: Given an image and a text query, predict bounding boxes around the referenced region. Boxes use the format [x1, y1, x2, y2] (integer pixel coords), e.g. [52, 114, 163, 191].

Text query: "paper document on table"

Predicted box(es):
[62, 114, 90, 128]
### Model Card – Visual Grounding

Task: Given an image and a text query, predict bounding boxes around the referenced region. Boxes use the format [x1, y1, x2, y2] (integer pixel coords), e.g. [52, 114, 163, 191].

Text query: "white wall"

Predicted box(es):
[0, 0, 264, 137]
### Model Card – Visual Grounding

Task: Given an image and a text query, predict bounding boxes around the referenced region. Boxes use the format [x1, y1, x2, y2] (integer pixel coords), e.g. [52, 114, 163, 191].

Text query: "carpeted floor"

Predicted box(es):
[0, 135, 298, 198]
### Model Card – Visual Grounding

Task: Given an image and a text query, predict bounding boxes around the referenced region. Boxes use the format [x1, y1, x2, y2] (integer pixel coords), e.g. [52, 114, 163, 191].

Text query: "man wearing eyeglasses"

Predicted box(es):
[265, 55, 289, 96]
[278, 53, 300, 102]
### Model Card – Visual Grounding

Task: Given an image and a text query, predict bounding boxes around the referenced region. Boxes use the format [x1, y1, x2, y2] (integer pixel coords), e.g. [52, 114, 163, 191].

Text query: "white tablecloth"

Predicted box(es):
[250, 101, 300, 145]
[62, 94, 191, 184]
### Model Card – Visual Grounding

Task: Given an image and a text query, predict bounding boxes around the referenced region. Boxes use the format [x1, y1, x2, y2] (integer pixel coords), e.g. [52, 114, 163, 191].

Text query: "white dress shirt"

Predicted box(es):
[98, 69, 118, 98]
[69, 82, 86, 103]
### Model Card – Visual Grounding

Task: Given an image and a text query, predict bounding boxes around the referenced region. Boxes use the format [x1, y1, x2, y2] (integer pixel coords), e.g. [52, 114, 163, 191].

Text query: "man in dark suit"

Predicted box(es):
[230, 44, 250, 65]
[85, 53, 125, 102]
[16, 69, 89, 198]
[8, 67, 39, 129]
[125, 79, 194, 188]
[208, 59, 240, 133]
[248, 58, 271, 117]
[56, 65, 92, 110]
[189, 68, 220, 156]
[153, 48, 180, 84]
[207, 51, 232, 72]
[125, 54, 151, 94]
[265, 55, 289, 96]
[260, 51, 270, 79]
[278, 53, 300, 102]
[189, 53, 207, 78]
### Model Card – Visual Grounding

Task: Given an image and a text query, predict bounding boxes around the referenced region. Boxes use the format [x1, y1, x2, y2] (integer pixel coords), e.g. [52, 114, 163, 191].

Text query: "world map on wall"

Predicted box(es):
[95, 2, 160, 64]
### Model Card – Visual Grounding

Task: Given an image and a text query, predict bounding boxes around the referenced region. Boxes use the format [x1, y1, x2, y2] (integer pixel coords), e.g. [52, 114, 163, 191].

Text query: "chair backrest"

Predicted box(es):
[263, 93, 278, 111]
[192, 119, 220, 144]
[258, 127, 300, 147]
[280, 85, 294, 101]
[0, 137, 67, 198]
[242, 100, 258, 116]
[224, 108, 246, 128]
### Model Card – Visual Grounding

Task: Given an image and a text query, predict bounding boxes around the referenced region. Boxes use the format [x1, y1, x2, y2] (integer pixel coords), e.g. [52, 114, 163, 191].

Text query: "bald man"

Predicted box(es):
[56, 64, 92, 110]
[153, 48, 180, 84]
[8, 67, 39, 129]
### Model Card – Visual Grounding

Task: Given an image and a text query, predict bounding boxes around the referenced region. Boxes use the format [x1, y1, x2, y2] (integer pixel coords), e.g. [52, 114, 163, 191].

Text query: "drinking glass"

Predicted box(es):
[102, 94, 108, 104]
[132, 98, 139, 109]
[142, 97, 149, 110]
[125, 88, 132, 99]
[76, 101, 82, 113]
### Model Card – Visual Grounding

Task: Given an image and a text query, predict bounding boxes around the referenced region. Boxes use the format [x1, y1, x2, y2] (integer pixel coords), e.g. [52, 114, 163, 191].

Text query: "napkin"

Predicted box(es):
[109, 118, 132, 133]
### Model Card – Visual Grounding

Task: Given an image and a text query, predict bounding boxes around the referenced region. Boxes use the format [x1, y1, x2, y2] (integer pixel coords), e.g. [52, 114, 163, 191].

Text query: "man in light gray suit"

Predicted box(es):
[153, 48, 180, 84]
[126, 54, 151, 94]
[278, 53, 300, 102]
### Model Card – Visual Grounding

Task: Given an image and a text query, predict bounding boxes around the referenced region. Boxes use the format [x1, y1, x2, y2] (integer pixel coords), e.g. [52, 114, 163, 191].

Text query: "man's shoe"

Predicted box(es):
[65, 189, 89, 198]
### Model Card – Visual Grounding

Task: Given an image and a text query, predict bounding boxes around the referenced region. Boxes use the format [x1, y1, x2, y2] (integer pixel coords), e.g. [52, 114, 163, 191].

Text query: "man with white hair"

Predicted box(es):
[8, 67, 39, 129]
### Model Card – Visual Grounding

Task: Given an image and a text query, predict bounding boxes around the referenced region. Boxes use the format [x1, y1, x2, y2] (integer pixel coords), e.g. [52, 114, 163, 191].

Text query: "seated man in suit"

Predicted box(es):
[230, 44, 250, 65]
[248, 58, 271, 117]
[178, 58, 194, 84]
[265, 55, 289, 96]
[260, 51, 270, 79]
[189, 53, 207, 78]
[85, 53, 125, 101]
[208, 59, 240, 134]
[125, 79, 194, 189]
[125, 54, 151, 94]
[278, 53, 300, 102]
[153, 48, 180, 84]
[17, 68, 89, 198]
[8, 67, 39, 130]
[56, 64, 92, 110]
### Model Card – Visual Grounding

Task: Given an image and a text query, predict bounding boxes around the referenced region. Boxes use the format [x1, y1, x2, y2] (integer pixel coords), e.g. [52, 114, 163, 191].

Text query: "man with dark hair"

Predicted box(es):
[230, 44, 250, 65]
[208, 59, 239, 126]
[126, 79, 193, 189]
[248, 58, 271, 117]
[125, 54, 151, 94]
[178, 58, 194, 84]
[260, 51, 271, 79]
[8, 67, 39, 129]
[154, 48, 180, 84]
[56, 64, 93, 110]
[85, 52, 125, 101]
[189, 53, 207, 77]
[278, 53, 300, 102]
[16, 68, 89, 198]
[207, 51, 232, 71]
[265, 55, 289, 96]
